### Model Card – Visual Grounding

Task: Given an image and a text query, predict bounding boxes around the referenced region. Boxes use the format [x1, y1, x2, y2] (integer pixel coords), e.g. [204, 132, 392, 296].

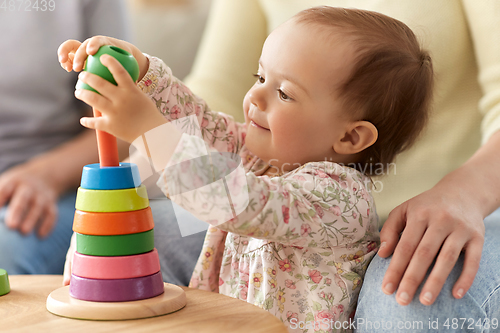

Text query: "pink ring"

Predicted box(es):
[72, 249, 161, 280]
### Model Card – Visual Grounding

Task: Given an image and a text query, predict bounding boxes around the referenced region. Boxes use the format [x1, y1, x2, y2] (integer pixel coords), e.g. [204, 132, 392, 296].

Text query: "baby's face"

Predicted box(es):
[243, 20, 357, 172]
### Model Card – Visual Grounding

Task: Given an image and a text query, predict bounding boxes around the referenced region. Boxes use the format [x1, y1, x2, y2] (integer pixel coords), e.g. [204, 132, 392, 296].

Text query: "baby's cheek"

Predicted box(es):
[242, 94, 250, 123]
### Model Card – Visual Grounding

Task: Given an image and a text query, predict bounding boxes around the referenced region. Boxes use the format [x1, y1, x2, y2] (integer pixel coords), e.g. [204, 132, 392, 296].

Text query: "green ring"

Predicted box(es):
[75, 185, 149, 212]
[76, 229, 154, 256]
[0, 269, 10, 296]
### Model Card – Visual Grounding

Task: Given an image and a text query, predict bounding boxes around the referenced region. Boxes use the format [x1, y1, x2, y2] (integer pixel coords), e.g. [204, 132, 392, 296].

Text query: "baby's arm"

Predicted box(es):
[136, 56, 246, 155]
[59, 38, 245, 158]
[160, 158, 378, 249]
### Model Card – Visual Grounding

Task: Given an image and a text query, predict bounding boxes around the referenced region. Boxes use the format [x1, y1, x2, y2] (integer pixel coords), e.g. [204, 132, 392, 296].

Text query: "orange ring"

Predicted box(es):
[73, 207, 154, 236]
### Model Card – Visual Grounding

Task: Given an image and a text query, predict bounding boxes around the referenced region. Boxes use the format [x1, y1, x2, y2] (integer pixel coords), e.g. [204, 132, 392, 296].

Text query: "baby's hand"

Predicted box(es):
[57, 36, 149, 81]
[75, 54, 166, 143]
[63, 232, 76, 286]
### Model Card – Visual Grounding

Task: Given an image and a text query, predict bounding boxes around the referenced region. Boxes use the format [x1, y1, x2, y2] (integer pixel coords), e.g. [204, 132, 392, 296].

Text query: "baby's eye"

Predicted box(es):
[278, 89, 291, 101]
[253, 73, 265, 84]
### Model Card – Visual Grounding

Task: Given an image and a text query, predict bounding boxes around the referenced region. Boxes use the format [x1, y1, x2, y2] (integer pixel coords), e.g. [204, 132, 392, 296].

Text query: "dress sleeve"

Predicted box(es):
[137, 56, 246, 155]
[183, 0, 267, 122]
[158, 157, 377, 248]
[188, 227, 227, 293]
[461, 0, 500, 144]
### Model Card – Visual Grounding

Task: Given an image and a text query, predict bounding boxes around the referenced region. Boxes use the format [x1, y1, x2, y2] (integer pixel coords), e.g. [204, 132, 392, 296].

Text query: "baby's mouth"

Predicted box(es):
[250, 120, 270, 131]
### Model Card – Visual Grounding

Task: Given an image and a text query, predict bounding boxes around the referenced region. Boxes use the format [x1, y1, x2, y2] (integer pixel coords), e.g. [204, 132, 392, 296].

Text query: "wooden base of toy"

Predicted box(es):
[46, 283, 186, 320]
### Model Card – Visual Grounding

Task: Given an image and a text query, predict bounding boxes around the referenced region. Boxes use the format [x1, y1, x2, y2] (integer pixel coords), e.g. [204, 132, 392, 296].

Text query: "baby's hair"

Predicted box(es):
[293, 6, 434, 176]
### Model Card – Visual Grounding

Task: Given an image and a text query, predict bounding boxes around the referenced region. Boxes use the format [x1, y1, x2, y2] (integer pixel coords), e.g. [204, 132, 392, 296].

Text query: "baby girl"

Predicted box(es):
[59, 6, 432, 332]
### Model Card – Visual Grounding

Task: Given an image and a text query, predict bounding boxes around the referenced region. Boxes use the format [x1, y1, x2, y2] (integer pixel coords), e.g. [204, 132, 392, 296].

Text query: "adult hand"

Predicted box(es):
[0, 163, 59, 238]
[377, 183, 485, 306]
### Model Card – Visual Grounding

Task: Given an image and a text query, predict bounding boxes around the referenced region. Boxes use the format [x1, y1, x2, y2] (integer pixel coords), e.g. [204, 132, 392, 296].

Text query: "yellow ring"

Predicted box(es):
[75, 185, 149, 213]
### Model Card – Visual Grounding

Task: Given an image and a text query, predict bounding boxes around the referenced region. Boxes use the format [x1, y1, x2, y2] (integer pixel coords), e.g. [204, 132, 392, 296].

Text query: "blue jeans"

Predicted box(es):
[0, 192, 76, 274]
[355, 209, 500, 333]
[150, 198, 206, 286]
[0, 194, 206, 286]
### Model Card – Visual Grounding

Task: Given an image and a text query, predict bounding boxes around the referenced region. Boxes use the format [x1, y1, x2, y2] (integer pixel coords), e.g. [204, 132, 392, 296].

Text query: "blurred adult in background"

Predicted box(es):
[182, 0, 500, 330]
[0, 0, 130, 274]
[0, 0, 206, 285]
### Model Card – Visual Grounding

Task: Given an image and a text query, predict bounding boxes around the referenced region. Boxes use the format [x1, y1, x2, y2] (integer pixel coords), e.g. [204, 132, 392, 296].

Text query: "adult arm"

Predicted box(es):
[378, 0, 500, 306]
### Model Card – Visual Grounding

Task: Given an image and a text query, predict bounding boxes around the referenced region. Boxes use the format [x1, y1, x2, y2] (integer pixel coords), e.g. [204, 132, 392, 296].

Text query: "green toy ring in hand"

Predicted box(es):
[75, 45, 139, 93]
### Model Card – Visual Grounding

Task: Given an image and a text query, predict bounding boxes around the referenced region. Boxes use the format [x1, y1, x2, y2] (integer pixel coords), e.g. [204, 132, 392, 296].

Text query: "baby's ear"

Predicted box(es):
[333, 121, 378, 155]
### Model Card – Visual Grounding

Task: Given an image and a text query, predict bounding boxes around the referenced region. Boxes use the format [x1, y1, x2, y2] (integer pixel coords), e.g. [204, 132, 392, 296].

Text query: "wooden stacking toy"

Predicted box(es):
[70, 163, 164, 303]
[46, 46, 186, 320]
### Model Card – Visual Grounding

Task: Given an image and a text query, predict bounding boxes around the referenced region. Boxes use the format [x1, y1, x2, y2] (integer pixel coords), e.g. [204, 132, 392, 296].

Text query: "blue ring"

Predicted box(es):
[80, 163, 141, 190]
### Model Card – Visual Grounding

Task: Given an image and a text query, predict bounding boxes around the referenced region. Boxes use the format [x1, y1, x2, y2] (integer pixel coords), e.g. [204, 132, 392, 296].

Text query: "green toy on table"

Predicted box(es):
[0, 268, 10, 296]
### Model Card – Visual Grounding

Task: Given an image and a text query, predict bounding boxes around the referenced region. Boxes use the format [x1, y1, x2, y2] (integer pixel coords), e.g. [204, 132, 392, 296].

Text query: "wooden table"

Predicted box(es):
[0, 275, 289, 333]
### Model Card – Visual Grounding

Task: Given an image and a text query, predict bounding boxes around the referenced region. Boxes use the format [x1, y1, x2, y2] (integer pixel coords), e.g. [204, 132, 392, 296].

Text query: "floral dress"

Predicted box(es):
[138, 56, 380, 333]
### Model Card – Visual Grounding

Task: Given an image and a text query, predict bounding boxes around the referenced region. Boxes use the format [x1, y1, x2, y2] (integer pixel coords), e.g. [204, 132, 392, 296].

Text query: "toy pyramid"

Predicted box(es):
[46, 162, 186, 320]
[46, 45, 186, 320]
[69, 162, 164, 302]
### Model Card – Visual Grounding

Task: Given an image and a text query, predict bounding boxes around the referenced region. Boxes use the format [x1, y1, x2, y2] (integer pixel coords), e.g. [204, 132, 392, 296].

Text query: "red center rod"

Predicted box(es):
[93, 108, 119, 167]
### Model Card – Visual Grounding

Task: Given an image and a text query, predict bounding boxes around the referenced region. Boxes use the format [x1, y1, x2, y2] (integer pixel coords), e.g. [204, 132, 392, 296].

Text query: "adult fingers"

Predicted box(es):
[19, 194, 45, 235]
[378, 203, 407, 257]
[453, 235, 484, 299]
[100, 54, 136, 87]
[37, 202, 58, 238]
[4, 184, 32, 230]
[0, 176, 17, 208]
[381, 217, 426, 296]
[395, 224, 451, 305]
[417, 232, 466, 305]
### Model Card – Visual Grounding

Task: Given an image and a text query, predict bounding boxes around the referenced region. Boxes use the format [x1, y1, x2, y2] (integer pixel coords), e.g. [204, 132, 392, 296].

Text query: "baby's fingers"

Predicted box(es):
[58, 40, 81, 72]
[72, 38, 93, 72]
[63, 233, 76, 286]
[74, 88, 112, 113]
[57, 39, 81, 63]
[85, 36, 116, 56]
[75, 35, 120, 71]
[100, 54, 136, 87]
[80, 116, 108, 132]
